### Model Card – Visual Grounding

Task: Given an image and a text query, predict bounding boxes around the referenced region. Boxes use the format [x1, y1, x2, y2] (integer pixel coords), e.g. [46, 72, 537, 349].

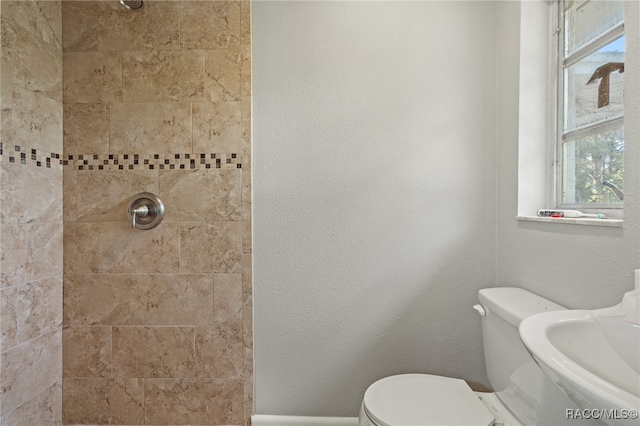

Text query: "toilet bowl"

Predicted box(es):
[359, 288, 601, 426]
[359, 374, 497, 426]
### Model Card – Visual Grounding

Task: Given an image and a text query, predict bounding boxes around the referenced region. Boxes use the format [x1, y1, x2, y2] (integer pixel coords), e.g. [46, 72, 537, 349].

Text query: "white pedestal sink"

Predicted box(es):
[519, 271, 640, 426]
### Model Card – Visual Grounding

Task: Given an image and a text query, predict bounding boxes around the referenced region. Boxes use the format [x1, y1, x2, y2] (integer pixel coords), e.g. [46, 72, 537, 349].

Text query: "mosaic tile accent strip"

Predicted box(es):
[0, 143, 63, 169]
[0, 144, 242, 171]
[64, 153, 242, 171]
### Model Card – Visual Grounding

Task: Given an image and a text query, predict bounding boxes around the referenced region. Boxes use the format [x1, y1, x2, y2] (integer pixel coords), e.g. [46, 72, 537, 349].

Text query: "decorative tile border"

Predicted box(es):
[0, 143, 62, 169]
[64, 152, 242, 171]
[0, 144, 242, 171]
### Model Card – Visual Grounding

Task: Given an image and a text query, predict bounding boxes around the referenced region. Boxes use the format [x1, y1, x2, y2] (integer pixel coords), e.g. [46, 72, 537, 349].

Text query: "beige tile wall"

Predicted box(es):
[61, 1, 252, 425]
[0, 1, 64, 424]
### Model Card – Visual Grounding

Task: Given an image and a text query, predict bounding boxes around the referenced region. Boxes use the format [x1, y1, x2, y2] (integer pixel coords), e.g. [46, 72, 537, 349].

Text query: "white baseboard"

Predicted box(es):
[252, 415, 359, 426]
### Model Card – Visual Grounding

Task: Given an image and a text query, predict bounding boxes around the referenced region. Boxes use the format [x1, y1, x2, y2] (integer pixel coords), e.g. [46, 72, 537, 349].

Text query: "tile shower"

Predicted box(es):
[1, 1, 253, 424]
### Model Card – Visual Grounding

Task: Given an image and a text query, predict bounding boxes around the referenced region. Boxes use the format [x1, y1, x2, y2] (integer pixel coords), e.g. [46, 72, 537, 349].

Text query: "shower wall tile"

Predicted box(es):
[2, 18, 63, 102]
[76, 169, 157, 221]
[158, 168, 242, 221]
[62, 378, 144, 425]
[192, 100, 242, 153]
[214, 274, 242, 326]
[63, 326, 112, 378]
[241, 2, 252, 417]
[243, 307, 253, 351]
[1, 2, 38, 32]
[98, 221, 180, 273]
[0, 382, 62, 426]
[29, 221, 64, 282]
[0, 222, 63, 288]
[109, 102, 192, 155]
[144, 378, 243, 425]
[129, 274, 213, 326]
[63, 103, 110, 155]
[36, 1, 62, 50]
[0, 1, 63, 423]
[241, 95, 252, 156]
[62, 168, 78, 222]
[179, 221, 243, 274]
[1, 287, 18, 352]
[241, 44, 251, 98]
[242, 163, 252, 254]
[112, 326, 195, 378]
[243, 220, 252, 254]
[63, 274, 131, 325]
[0, 160, 62, 225]
[63, 51, 122, 103]
[60, 0, 252, 423]
[11, 85, 63, 153]
[123, 50, 205, 102]
[1, 58, 15, 113]
[0, 328, 62, 414]
[243, 345, 254, 426]
[0, 225, 31, 288]
[63, 222, 100, 274]
[98, 1, 180, 52]
[205, 48, 242, 102]
[10, 277, 63, 346]
[240, 0, 251, 46]
[1, 108, 12, 144]
[180, 1, 241, 50]
[194, 325, 243, 379]
[242, 254, 252, 308]
[62, 1, 109, 52]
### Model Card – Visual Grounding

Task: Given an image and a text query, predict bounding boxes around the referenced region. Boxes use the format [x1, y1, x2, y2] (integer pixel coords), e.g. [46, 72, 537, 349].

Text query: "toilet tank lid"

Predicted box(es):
[478, 287, 565, 327]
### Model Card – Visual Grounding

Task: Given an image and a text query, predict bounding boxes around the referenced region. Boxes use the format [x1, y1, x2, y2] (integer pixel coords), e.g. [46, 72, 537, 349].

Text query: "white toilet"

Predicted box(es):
[359, 288, 601, 426]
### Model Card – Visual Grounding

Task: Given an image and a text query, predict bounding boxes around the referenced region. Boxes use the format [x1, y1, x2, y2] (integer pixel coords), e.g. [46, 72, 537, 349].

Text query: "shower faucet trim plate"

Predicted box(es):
[126, 192, 164, 230]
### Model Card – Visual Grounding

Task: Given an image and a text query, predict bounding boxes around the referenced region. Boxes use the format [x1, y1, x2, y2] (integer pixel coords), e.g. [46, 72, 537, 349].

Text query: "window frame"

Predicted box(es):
[554, 0, 625, 213]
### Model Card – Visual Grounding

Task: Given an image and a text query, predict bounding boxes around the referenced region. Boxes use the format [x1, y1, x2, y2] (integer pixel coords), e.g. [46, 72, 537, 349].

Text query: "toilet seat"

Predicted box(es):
[362, 374, 495, 426]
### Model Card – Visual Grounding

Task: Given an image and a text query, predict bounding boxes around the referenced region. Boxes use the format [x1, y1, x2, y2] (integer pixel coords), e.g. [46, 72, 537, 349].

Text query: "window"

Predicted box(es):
[557, 0, 625, 209]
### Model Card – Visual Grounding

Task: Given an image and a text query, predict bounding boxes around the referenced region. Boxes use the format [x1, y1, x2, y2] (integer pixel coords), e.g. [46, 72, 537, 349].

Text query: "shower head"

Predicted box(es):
[119, 0, 143, 10]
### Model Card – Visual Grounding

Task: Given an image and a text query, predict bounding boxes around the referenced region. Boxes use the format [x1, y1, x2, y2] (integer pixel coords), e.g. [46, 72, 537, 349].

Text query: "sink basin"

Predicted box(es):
[519, 285, 640, 424]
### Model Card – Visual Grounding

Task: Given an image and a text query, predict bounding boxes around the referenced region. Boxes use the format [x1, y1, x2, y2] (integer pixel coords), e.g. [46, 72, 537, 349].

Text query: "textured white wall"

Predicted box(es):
[253, 1, 497, 417]
[496, 0, 640, 308]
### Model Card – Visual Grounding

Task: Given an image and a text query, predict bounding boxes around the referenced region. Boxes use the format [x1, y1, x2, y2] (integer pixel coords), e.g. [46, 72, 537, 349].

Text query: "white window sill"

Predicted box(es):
[517, 216, 623, 228]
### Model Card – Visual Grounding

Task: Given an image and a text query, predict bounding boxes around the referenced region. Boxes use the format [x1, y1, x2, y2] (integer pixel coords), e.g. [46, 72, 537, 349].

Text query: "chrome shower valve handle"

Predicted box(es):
[126, 193, 164, 230]
[131, 205, 150, 228]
